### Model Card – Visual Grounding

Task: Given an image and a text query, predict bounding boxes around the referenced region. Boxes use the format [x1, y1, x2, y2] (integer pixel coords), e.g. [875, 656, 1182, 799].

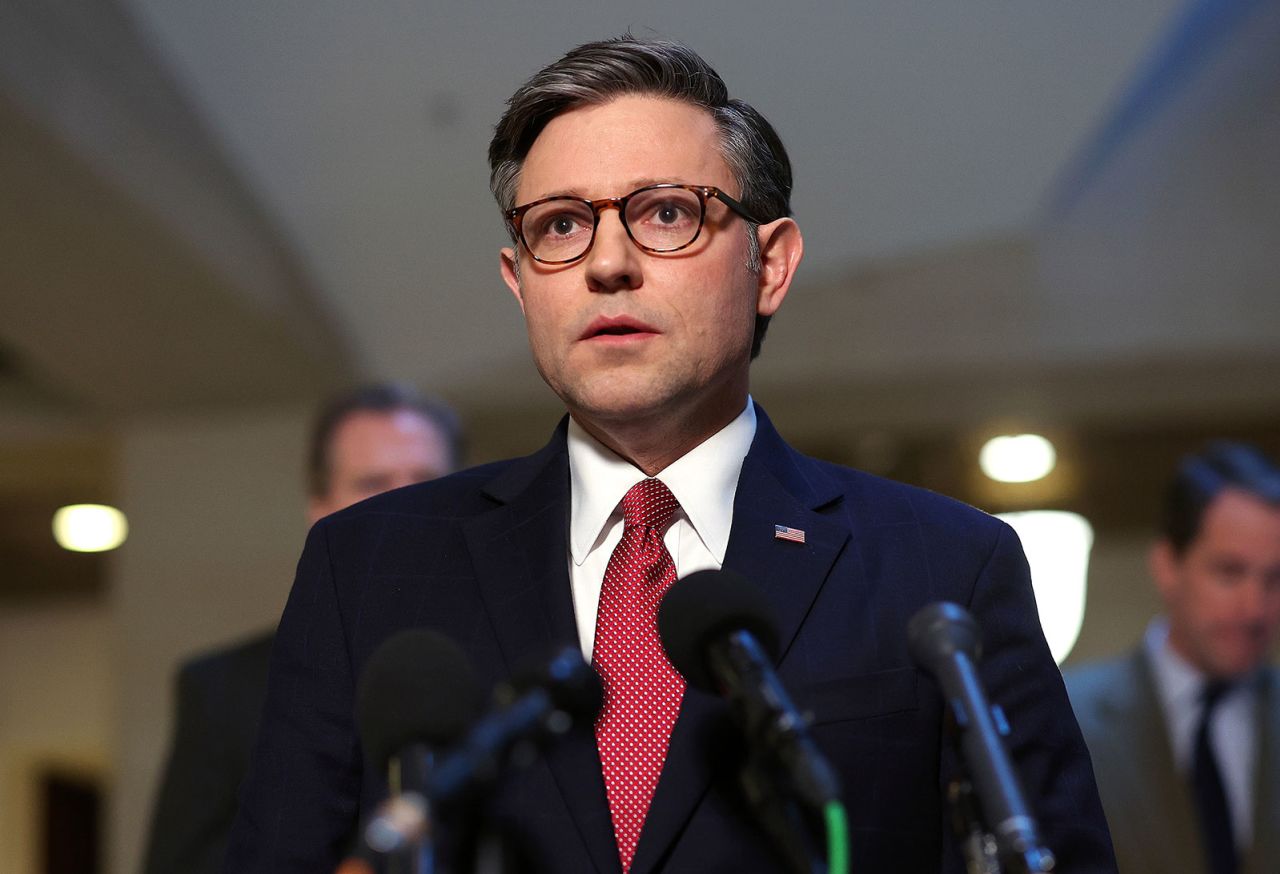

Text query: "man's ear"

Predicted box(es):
[1149, 539, 1180, 601]
[500, 246, 525, 314]
[754, 217, 803, 317]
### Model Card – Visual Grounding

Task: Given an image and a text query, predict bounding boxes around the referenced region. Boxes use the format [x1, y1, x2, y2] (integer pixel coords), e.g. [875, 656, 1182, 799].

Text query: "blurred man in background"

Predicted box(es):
[142, 382, 462, 874]
[1067, 442, 1280, 874]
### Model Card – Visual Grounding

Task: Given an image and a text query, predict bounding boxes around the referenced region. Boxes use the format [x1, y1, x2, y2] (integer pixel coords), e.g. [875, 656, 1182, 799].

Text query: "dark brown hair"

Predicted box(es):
[1162, 442, 1280, 552]
[307, 382, 463, 497]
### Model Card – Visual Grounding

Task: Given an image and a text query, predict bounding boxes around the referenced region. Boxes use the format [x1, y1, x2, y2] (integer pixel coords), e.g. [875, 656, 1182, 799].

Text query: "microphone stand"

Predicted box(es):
[387, 745, 436, 874]
[948, 777, 1001, 874]
[738, 752, 827, 874]
[710, 632, 838, 874]
[910, 603, 1055, 874]
[935, 698, 1056, 874]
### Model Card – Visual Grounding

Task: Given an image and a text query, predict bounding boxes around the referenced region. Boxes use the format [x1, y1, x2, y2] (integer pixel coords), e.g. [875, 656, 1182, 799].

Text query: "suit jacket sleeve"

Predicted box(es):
[947, 521, 1117, 872]
[224, 521, 363, 872]
[142, 661, 237, 874]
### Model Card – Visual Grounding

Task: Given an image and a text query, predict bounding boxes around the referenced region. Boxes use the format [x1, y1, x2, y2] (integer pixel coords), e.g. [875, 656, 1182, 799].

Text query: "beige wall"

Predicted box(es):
[0, 602, 112, 874]
[1067, 533, 1165, 667]
[109, 405, 312, 874]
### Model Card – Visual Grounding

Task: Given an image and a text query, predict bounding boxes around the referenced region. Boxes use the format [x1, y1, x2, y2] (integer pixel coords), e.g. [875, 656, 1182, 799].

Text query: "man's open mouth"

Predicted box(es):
[581, 317, 657, 339]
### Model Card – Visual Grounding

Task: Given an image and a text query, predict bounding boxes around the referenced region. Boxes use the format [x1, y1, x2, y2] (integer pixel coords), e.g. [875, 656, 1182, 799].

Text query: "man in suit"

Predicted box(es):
[227, 36, 1115, 873]
[1067, 443, 1280, 874]
[142, 383, 462, 874]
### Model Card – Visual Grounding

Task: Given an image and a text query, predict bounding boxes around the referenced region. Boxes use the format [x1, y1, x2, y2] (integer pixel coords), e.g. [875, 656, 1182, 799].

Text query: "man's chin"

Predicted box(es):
[569, 393, 667, 427]
[554, 372, 673, 420]
[1207, 647, 1267, 679]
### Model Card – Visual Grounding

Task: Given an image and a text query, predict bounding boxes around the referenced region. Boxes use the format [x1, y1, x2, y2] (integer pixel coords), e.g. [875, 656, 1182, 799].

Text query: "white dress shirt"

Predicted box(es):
[1144, 617, 1260, 848]
[566, 399, 757, 659]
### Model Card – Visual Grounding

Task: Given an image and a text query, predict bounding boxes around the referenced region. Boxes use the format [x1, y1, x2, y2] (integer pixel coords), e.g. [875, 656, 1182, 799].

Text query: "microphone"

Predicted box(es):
[657, 569, 840, 810]
[426, 646, 603, 806]
[908, 602, 1055, 873]
[355, 629, 483, 855]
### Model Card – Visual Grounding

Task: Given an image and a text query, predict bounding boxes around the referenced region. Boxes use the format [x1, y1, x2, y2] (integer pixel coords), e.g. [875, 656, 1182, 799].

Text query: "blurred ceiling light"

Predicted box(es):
[997, 510, 1094, 665]
[980, 434, 1057, 483]
[52, 504, 128, 553]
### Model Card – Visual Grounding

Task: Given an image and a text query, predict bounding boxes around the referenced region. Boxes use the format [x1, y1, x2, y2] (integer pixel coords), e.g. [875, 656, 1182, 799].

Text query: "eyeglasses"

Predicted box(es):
[506, 183, 763, 265]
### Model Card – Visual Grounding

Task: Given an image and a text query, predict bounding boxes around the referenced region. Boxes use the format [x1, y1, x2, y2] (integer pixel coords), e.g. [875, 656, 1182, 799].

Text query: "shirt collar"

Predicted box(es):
[1143, 616, 1261, 710]
[567, 399, 757, 566]
[1144, 616, 1204, 713]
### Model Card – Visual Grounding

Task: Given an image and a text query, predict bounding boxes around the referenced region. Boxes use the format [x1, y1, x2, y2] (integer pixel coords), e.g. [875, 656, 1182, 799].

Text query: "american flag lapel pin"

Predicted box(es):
[774, 524, 806, 544]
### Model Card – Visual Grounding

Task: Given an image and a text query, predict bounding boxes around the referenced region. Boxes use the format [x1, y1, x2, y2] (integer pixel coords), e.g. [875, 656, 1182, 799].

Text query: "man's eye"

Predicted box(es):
[656, 204, 682, 224]
[649, 201, 693, 225]
[545, 214, 582, 237]
[1210, 559, 1248, 582]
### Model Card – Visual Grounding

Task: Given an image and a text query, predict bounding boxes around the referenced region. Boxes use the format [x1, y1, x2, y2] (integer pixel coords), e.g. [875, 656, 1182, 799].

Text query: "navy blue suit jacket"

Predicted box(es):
[226, 406, 1116, 873]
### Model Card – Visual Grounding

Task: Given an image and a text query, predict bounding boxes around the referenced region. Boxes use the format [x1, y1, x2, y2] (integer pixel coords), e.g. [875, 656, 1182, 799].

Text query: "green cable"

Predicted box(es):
[824, 800, 850, 874]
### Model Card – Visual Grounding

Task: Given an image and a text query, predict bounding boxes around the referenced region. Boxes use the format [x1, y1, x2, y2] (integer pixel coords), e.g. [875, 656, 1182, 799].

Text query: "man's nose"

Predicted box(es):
[584, 207, 642, 293]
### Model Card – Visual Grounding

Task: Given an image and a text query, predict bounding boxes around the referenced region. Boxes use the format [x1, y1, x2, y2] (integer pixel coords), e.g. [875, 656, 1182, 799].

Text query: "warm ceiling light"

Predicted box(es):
[979, 434, 1057, 483]
[52, 504, 129, 553]
[997, 510, 1094, 665]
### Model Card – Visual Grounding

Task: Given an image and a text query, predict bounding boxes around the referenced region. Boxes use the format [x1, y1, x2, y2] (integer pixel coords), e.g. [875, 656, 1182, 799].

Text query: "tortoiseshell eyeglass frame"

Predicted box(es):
[505, 183, 764, 265]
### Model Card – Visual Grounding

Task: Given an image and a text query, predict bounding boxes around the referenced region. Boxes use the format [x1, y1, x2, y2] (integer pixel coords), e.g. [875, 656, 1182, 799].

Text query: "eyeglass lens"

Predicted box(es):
[521, 187, 705, 262]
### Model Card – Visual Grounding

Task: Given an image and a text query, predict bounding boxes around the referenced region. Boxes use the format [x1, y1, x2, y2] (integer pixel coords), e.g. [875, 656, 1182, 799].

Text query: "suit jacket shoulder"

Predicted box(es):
[180, 631, 275, 707]
[143, 630, 275, 874]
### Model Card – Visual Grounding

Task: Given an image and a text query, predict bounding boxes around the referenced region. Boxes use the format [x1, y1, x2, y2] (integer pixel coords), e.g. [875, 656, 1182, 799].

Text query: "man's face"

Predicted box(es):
[308, 409, 453, 523]
[500, 95, 798, 440]
[1152, 487, 1280, 678]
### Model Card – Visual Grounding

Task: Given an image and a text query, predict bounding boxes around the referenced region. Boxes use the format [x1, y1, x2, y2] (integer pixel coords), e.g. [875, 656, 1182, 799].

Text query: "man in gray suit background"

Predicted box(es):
[1066, 442, 1280, 874]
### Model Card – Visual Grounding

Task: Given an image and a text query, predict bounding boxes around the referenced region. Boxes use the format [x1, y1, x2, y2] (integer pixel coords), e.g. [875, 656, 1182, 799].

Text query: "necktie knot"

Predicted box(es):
[621, 477, 679, 532]
[1201, 680, 1233, 716]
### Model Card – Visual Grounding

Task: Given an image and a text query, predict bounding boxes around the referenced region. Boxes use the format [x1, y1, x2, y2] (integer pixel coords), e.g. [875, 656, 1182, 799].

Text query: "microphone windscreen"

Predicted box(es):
[512, 646, 603, 722]
[356, 629, 482, 770]
[657, 569, 779, 691]
[906, 601, 982, 672]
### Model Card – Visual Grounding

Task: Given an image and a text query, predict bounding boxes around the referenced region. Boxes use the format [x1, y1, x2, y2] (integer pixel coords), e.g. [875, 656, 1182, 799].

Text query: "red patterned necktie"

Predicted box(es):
[592, 477, 687, 873]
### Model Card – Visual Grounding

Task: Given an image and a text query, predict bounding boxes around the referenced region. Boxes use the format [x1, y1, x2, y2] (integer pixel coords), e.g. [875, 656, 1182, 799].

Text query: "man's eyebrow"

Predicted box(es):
[531, 187, 586, 200]
[527, 178, 692, 201]
[626, 176, 680, 190]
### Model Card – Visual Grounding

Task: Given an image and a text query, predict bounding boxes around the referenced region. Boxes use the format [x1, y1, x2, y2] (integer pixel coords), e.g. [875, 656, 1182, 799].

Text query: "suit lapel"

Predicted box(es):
[629, 408, 850, 874]
[1100, 651, 1203, 872]
[461, 420, 620, 874]
[1244, 668, 1280, 874]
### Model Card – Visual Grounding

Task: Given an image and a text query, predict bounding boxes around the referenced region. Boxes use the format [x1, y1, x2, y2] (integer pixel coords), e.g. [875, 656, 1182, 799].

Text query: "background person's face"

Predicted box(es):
[308, 408, 453, 523]
[500, 95, 776, 435]
[1152, 487, 1280, 678]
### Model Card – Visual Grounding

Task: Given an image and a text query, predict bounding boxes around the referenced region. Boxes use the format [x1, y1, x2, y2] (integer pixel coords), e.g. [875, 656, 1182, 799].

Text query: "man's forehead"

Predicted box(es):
[1188, 487, 1280, 552]
[331, 409, 445, 455]
[516, 95, 732, 202]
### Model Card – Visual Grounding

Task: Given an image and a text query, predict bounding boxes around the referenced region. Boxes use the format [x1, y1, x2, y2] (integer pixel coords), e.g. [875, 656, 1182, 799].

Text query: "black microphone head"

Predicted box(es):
[657, 569, 779, 692]
[907, 601, 982, 673]
[543, 647, 604, 720]
[509, 646, 603, 723]
[356, 629, 482, 771]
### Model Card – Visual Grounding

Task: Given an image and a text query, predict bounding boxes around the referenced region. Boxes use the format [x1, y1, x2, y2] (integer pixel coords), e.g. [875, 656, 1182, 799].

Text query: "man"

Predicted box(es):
[1067, 443, 1280, 874]
[142, 382, 462, 874]
[227, 37, 1114, 873]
